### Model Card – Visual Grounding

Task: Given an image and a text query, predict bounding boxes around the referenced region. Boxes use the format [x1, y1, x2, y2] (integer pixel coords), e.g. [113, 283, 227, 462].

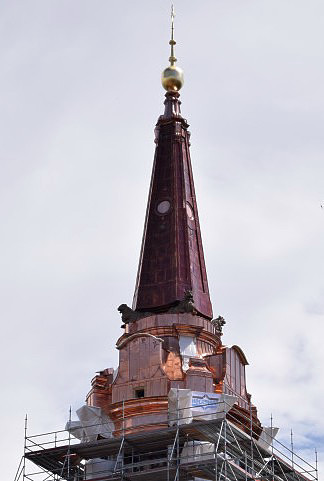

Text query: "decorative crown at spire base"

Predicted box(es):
[163, 91, 182, 118]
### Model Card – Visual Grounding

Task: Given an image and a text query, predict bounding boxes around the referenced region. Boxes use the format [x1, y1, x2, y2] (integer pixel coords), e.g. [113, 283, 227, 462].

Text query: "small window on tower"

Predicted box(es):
[156, 200, 171, 215]
[135, 388, 145, 399]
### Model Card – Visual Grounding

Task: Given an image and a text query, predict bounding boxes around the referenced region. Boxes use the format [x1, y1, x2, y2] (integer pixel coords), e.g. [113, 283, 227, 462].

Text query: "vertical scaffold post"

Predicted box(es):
[175, 387, 180, 481]
[290, 428, 294, 471]
[122, 399, 125, 434]
[214, 435, 217, 481]
[67, 406, 72, 481]
[245, 450, 248, 481]
[168, 392, 180, 481]
[115, 400, 125, 476]
[271, 414, 275, 481]
[23, 414, 27, 481]
[167, 440, 170, 481]
[215, 419, 224, 479]
[54, 429, 58, 481]
[224, 418, 227, 481]
[249, 403, 254, 476]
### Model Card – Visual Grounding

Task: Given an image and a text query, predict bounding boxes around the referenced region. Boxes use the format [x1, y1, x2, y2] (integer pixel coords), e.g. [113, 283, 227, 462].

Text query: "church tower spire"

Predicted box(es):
[22, 11, 316, 481]
[132, 8, 213, 319]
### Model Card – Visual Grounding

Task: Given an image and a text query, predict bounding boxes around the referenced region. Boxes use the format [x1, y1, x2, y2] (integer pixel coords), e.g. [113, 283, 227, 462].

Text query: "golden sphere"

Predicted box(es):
[161, 65, 184, 91]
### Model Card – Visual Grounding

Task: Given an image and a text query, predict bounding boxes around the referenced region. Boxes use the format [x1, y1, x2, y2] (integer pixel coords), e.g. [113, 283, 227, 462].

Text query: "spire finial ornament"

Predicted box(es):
[169, 5, 176, 66]
[161, 5, 184, 92]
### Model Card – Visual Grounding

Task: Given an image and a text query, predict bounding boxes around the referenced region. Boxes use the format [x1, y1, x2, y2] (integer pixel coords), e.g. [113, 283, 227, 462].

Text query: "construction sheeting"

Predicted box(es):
[168, 388, 237, 425]
[181, 441, 215, 464]
[66, 405, 114, 442]
[179, 336, 197, 371]
[168, 389, 192, 425]
[257, 426, 279, 451]
[84, 458, 115, 480]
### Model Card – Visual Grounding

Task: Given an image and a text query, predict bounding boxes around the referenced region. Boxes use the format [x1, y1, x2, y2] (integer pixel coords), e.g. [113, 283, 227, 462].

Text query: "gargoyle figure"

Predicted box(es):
[211, 315, 226, 336]
[169, 289, 197, 315]
[182, 289, 197, 313]
[118, 304, 152, 328]
[118, 304, 140, 328]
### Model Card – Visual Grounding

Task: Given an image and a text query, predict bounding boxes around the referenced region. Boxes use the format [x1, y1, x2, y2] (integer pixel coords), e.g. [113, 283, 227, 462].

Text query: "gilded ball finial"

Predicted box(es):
[162, 65, 184, 92]
[161, 5, 184, 92]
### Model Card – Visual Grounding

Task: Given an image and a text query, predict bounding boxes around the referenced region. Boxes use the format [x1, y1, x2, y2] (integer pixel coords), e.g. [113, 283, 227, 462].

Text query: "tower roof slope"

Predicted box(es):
[132, 91, 213, 319]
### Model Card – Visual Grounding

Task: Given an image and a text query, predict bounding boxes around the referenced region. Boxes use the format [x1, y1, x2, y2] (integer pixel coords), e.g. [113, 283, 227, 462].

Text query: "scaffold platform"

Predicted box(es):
[15, 406, 318, 481]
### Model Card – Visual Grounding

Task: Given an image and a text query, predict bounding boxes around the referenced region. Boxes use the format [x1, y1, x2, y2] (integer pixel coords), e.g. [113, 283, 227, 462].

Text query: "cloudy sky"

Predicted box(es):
[1, 0, 323, 478]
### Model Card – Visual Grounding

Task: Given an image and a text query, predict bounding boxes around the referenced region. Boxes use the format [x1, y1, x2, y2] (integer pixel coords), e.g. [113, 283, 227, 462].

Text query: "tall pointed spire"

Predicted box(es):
[132, 8, 213, 319]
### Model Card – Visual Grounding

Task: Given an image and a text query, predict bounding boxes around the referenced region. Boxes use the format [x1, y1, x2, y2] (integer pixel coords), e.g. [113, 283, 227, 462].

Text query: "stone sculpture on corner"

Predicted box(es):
[211, 315, 226, 336]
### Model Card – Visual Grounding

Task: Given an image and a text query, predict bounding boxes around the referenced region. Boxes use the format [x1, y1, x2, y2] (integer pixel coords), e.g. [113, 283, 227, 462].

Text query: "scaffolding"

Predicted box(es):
[14, 399, 318, 481]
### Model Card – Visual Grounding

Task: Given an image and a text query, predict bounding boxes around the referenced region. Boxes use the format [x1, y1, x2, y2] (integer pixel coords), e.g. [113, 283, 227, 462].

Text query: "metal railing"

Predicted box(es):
[17, 398, 318, 481]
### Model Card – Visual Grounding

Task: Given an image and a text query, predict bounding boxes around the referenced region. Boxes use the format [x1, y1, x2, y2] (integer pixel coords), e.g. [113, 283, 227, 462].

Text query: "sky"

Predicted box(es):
[0, 0, 323, 478]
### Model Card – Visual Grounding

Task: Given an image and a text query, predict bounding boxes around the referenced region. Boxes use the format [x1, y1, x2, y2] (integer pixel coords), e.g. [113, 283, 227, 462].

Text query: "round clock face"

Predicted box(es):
[186, 202, 194, 220]
[156, 200, 171, 214]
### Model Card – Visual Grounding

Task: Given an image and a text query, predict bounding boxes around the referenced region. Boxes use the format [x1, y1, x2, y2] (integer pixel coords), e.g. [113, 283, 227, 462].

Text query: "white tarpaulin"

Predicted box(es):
[179, 336, 197, 371]
[181, 441, 215, 464]
[168, 388, 237, 425]
[66, 405, 114, 442]
[84, 458, 115, 480]
[257, 426, 279, 451]
[168, 389, 192, 425]
[65, 420, 84, 441]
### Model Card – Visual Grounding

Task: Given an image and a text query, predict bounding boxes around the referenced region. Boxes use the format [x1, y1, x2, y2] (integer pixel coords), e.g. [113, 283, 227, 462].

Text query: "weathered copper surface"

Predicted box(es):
[205, 345, 251, 411]
[85, 92, 259, 437]
[132, 91, 213, 320]
[86, 309, 257, 433]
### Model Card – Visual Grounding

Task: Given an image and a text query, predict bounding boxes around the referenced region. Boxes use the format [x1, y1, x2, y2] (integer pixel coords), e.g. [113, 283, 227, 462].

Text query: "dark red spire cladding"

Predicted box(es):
[133, 91, 213, 319]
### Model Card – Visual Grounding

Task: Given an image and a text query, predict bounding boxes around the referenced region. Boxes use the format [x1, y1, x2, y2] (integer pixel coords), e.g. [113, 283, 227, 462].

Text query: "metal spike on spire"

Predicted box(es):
[169, 4, 177, 66]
